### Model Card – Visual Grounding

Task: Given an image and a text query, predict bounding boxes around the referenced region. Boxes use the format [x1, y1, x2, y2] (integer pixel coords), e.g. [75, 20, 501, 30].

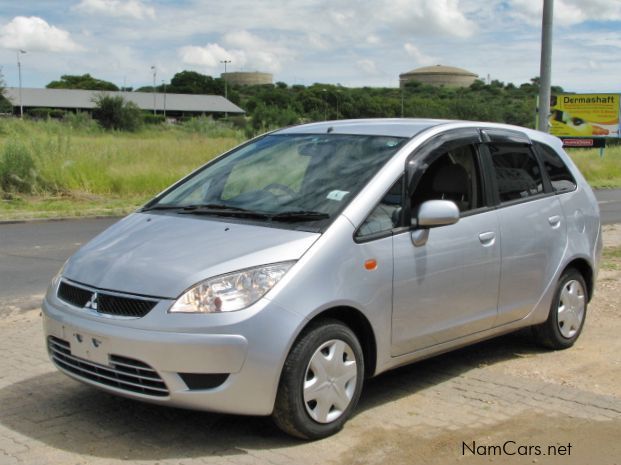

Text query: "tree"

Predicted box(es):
[92, 95, 142, 131]
[0, 67, 11, 113]
[47, 74, 119, 91]
[167, 70, 223, 95]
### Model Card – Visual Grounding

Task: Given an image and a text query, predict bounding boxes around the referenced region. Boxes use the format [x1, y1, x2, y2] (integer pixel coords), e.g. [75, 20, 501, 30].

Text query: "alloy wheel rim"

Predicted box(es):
[557, 279, 585, 339]
[303, 339, 358, 424]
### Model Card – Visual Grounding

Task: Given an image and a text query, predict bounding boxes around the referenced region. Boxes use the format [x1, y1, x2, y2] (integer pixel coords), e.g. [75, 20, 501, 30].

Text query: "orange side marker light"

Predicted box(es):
[364, 259, 377, 271]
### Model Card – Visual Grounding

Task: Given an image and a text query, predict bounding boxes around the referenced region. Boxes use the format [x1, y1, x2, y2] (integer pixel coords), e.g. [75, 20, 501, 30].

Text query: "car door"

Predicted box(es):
[480, 129, 568, 326]
[391, 129, 501, 356]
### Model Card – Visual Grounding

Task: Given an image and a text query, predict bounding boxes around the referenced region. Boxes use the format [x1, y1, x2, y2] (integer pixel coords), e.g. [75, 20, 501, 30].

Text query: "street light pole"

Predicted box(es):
[17, 49, 26, 118]
[150, 65, 156, 115]
[538, 0, 554, 132]
[162, 80, 167, 119]
[220, 59, 231, 118]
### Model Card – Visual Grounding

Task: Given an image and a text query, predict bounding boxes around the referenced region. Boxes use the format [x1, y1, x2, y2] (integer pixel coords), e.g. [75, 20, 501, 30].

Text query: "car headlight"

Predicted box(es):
[169, 261, 295, 313]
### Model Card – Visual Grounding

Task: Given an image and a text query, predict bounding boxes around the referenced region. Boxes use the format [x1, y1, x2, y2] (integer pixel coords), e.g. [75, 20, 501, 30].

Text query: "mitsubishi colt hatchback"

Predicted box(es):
[43, 119, 602, 439]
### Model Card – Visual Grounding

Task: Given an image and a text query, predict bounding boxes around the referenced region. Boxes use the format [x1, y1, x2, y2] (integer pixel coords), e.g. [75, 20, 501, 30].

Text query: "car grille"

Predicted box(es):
[57, 281, 158, 318]
[48, 336, 169, 397]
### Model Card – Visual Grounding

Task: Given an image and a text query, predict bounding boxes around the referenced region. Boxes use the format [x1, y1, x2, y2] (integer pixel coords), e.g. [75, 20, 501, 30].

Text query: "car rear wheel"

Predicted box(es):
[533, 268, 587, 349]
[272, 319, 364, 439]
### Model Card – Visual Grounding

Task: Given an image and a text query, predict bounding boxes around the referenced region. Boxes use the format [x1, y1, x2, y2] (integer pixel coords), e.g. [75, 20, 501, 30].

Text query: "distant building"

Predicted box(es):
[399, 65, 478, 88]
[221, 72, 273, 86]
[3, 87, 245, 116]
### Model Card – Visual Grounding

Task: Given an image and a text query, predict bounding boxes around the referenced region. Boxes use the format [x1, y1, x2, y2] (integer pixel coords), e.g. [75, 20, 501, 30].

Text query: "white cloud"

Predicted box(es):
[380, 0, 477, 38]
[0, 16, 83, 52]
[404, 43, 436, 66]
[73, 0, 156, 20]
[508, 0, 621, 26]
[356, 59, 379, 75]
[179, 30, 294, 74]
[178, 43, 246, 69]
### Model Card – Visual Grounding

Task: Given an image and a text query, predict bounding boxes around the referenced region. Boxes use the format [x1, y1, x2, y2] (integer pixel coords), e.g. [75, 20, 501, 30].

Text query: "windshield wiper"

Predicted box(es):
[145, 203, 329, 222]
[141, 204, 184, 211]
[181, 203, 251, 212]
[178, 204, 271, 219]
[142, 203, 249, 212]
[269, 210, 330, 222]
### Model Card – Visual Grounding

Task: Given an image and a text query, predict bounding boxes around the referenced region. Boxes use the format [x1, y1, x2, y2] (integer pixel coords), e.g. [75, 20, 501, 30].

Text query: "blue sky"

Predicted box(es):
[0, 0, 620, 92]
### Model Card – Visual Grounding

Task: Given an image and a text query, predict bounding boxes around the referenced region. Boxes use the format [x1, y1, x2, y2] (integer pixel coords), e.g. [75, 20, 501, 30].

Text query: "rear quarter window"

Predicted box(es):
[534, 142, 577, 193]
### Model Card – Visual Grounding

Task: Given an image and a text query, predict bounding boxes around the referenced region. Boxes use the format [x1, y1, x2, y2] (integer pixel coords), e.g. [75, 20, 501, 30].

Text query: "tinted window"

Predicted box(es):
[411, 144, 484, 214]
[357, 177, 403, 238]
[489, 144, 544, 203]
[535, 142, 577, 193]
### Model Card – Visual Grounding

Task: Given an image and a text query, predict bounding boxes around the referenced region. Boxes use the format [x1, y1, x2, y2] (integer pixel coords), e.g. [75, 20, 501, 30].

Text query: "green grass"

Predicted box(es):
[0, 118, 245, 220]
[567, 145, 621, 189]
[601, 246, 621, 271]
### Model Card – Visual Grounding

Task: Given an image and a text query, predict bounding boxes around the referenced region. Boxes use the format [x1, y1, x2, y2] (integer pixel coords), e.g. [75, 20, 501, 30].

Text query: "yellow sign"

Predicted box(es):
[549, 94, 620, 138]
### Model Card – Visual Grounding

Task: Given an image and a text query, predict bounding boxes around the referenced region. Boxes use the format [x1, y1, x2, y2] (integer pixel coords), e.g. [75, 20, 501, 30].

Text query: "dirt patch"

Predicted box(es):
[340, 414, 621, 465]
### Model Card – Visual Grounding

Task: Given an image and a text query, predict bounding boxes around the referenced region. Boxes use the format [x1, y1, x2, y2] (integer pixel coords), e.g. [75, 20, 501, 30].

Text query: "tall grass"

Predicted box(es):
[567, 146, 621, 189]
[0, 118, 244, 198]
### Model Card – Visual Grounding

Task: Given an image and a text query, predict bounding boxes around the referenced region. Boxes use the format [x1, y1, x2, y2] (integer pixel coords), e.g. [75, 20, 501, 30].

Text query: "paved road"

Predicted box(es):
[0, 189, 619, 302]
[0, 218, 118, 302]
[596, 189, 621, 225]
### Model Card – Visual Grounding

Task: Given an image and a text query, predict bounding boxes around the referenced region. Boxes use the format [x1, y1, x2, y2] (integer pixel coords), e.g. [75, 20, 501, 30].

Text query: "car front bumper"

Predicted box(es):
[42, 292, 305, 416]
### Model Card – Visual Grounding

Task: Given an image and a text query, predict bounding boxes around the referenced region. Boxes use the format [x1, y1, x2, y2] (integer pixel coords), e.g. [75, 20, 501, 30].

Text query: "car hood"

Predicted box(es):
[63, 212, 321, 299]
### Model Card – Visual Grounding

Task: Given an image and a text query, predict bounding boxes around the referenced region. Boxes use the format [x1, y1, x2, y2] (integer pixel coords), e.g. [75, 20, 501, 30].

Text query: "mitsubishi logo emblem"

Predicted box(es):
[85, 292, 98, 311]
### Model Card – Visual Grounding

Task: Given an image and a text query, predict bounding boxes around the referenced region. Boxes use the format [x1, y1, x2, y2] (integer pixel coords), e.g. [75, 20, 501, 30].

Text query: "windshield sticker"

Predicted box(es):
[327, 190, 350, 201]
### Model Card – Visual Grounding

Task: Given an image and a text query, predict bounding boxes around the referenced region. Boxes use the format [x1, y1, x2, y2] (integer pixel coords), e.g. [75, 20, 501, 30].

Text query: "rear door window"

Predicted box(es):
[488, 144, 544, 203]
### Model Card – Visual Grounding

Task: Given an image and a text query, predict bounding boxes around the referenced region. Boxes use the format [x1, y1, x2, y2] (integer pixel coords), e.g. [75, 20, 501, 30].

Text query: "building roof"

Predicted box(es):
[400, 65, 477, 77]
[4, 87, 245, 114]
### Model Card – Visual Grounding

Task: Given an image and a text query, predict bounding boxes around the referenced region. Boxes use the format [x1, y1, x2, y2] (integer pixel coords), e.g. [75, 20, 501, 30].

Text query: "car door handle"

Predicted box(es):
[548, 215, 561, 228]
[478, 231, 496, 246]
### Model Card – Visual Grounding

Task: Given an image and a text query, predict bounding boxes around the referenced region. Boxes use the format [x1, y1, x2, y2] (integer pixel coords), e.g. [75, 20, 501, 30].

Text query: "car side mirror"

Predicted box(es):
[415, 200, 460, 228]
[410, 200, 460, 246]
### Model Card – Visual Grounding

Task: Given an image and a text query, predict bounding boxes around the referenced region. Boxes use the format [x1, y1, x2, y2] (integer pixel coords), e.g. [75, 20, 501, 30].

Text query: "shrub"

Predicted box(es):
[92, 95, 143, 131]
[0, 140, 37, 193]
[28, 108, 52, 120]
[143, 114, 166, 125]
[63, 111, 100, 132]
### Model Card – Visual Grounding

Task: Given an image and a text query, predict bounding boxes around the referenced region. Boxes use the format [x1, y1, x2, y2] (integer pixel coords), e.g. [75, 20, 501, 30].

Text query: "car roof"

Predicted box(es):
[272, 118, 452, 138]
[272, 118, 563, 150]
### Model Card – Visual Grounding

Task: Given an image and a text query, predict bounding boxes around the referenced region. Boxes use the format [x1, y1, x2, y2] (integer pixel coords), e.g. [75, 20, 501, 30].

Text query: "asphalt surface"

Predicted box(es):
[596, 188, 621, 225]
[0, 217, 118, 301]
[0, 189, 619, 302]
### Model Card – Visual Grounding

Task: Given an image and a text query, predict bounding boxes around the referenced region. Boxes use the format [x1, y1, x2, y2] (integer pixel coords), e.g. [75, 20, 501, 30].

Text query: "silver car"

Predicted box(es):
[42, 119, 602, 439]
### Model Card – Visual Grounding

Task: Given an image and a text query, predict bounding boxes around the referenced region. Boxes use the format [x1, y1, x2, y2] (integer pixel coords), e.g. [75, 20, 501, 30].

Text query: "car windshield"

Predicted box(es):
[145, 133, 407, 228]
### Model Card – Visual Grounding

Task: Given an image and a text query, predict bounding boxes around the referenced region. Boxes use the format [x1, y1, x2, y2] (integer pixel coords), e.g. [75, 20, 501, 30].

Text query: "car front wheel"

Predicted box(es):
[272, 319, 364, 439]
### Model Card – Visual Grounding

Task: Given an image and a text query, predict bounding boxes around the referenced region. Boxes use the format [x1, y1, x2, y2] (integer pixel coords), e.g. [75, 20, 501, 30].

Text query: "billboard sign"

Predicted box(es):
[549, 93, 620, 138]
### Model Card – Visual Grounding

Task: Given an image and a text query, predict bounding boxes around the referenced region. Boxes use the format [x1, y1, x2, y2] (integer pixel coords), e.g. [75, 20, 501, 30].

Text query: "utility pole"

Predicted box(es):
[322, 88, 327, 121]
[538, 0, 554, 132]
[162, 80, 167, 119]
[401, 85, 404, 118]
[150, 65, 156, 115]
[17, 49, 26, 118]
[220, 59, 231, 118]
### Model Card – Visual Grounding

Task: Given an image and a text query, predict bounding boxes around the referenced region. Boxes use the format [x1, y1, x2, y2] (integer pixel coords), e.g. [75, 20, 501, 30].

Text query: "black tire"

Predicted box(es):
[272, 319, 364, 439]
[533, 268, 588, 350]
